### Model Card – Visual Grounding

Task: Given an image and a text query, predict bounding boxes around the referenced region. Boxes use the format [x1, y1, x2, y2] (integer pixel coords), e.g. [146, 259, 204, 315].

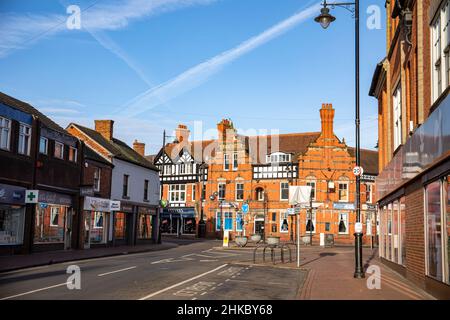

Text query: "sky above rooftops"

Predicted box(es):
[0, 0, 385, 154]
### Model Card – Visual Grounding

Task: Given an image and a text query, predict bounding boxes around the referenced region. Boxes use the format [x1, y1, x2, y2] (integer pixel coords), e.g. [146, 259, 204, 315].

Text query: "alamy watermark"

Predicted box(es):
[66, 265, 81, 290]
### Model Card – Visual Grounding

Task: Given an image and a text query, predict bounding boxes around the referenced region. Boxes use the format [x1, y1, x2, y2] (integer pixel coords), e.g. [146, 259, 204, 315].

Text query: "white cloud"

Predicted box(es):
[38, 107, 81, 115]
[0, 0, 217, 58]
[118, 2, 322, 118]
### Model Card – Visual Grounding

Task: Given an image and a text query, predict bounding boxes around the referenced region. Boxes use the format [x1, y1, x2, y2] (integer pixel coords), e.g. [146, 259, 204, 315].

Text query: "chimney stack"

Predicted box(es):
[319, 103, 335, 140]
[175, 124, 190, 144]
[133, 139, 145, 156]
[217, 119, 235, 143]
[95, 120, 114, 141]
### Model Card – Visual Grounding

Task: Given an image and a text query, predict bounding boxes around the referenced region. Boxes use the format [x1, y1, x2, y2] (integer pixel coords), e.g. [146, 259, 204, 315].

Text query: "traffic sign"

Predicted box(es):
[353, 166, 364, 177]
[242, 203, 249, 213]
[25, 190, 39, 204]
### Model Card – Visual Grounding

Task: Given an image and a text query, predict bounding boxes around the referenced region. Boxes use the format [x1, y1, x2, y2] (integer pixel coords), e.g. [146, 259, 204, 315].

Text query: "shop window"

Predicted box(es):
[280, 211, 289, 233]
[183, 217, 196, 234]
[400, 197, 406, 266]
[426, 181, 443, 281]
[215, 211, 222, 231]
[393, 201, 399, 264]
[0, 206, 25, 245]
[169, 184, 186, 203]
[54, 141, 64, 159]
[18, 123, 31, 156]
[138, 213, 152, 239]
[236, 213, 243, 232]
[34, 205, 66, 243]
[114, 212, 126, 240]
[446, 176, 450, 284]
[90, 212, 105, 244]
[39, 137, 48, 155]
[387, 204, 392, 261]
[338, 213, 348, 234]
[224, 212, 233, 231]
[280, 182, 289, 201]
[0, 117, 11, 151]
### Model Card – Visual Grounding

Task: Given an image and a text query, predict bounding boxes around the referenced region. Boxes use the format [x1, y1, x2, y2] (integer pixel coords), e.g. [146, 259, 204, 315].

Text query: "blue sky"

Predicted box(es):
[0, 0, 386, 154]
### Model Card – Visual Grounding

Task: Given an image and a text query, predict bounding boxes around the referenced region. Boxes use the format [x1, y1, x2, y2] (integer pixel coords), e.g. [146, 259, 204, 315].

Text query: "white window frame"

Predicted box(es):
[18, 123, 32, 156]
[224, 154, 230, 171]
[280, 211, 289, 233]
[280, 182, 289, 201]
[432, 2, 450, 103]
[306, 179, 316, 201]
[256, 188, 264, 201]
[338, 181, 349, 202]
[39, 137, 48, 154]
[169, 184, 186, 203]
[266, 152, 291, 164]
[50, 207, 60, 227]
[0, 116, 11, 151]
[69, 146, 77, 162]
[366, 183, 373, 203]
[232, 152, 238, 171]
[218, 182, 226, 200]
[93, 212, 104, 229]
[393, 83, 402, 150]
[235, 182, 244, 201]
[93, 167, 101, 192]
[54, 141, 64, 159]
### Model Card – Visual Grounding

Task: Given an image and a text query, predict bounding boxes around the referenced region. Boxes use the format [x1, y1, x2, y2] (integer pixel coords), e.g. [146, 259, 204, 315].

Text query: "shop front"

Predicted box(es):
[33, 190, 74, 251]
[0, 184, 26, 254]
[161, 207, 196, 236]
[113, 202, 133, 245]
[82, 196, 120, 248]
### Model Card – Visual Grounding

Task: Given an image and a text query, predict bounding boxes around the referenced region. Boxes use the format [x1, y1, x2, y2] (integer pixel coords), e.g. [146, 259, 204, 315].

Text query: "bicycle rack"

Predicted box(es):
[253, 242, 295, 265]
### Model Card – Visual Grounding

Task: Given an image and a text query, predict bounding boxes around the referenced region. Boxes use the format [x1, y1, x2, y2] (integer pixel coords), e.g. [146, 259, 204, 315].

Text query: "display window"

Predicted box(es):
[0, 206, 25, 245]
[138, 213, 152, 239]
[114, 212, 126, 240]
[34, 204, 67, 243]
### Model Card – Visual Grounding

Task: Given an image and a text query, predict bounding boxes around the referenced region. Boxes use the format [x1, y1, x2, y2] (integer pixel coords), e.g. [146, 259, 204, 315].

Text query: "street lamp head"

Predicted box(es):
[315, 6, 336, 29]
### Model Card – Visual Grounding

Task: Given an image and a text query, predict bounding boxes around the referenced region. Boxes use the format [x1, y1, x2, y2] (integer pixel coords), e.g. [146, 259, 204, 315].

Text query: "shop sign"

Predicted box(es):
[110, 201, 121, 211]
[138, 206, 157, 215]
[0, 184, 26, 205]
[333, 202, 355, 210]
[25, 190, 39, 204]
[38, 190, 72, 206]
[121, 203, 134, 213]
[362, 204, 377, 211]
[84, 196, 110, 212]
[80, 186, 94, 196]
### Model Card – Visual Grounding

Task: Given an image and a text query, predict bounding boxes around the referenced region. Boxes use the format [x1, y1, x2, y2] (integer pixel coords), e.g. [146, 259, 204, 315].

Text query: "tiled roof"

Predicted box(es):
[70, 123, 158, 171]
[348, 148, 379, 175]
[0, 91, 68, 134]
[84, 145, 112, 166]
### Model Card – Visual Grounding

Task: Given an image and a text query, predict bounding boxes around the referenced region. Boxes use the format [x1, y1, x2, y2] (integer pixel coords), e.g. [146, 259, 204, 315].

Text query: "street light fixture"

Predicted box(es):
[314, 0, 365, 279]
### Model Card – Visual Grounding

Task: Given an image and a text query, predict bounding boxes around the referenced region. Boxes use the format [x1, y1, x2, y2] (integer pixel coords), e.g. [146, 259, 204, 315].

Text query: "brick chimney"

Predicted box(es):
[175, 124, 190, 144]
[133, 139, 145, 156]
[95, 120, 114, 141]
[319, 103, 335, 140]
[217, 119, 235, 143]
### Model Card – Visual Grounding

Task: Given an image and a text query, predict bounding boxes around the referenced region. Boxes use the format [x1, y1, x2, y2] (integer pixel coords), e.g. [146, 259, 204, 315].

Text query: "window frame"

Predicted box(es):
[232, 152, 238, 171]
[50, 207, 60, 227]
[224, 154, 230, 171]
[18, 123, 32, 156]
[0, 117, 11, 151]
[338, 212, 349, 235]
[235, 182, 244, 201]
[280, 182, 289, 201]
[144, 179, 149, 201]
[338, 181, 349, 202]
[68, 146, 77, 162]
[169, 184, 186, 203]
[39, 137, 48, 155]
[393, 83, 402, 150]
[306, 179, 316, 201]
[218, 182, 226, 200]
[54, 141, 65, 159]
[122, 174, 129, 198]
[93, 167, 101, 192]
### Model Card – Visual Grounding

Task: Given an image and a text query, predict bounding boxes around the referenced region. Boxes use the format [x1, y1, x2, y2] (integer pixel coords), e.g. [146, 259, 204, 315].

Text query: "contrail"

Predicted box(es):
[119, 2, 322, 117]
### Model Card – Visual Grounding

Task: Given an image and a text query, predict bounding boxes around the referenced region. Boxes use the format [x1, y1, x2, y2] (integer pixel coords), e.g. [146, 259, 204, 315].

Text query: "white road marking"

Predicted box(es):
[138, 264, 228, 300]
[0, 282, 70, 300]
[201, 292, 207, 295]
[97, 266, 136, 277]
[199, 259, 219, 262]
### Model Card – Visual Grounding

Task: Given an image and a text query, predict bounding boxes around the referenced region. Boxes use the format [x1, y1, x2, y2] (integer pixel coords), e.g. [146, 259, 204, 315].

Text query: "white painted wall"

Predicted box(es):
[111, 158, 160, 206]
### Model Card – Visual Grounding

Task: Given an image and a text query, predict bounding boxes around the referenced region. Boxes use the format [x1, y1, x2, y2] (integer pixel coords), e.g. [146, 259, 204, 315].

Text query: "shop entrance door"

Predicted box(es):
[254, 219, 265, 236]
[64, 209, 73, 250]
[83, 212, 90, 249]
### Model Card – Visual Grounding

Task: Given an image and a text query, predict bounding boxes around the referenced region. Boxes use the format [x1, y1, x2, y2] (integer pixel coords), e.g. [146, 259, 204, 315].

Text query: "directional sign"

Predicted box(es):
[353, 166, 364, 177]
[242, 203, 249, 214]
[25, 190, 39, 204]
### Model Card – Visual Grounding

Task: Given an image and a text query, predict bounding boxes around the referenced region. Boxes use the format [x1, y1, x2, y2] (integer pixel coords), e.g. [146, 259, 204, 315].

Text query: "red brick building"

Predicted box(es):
[153, 103, 378, 245]
[369, 0, 450, 299]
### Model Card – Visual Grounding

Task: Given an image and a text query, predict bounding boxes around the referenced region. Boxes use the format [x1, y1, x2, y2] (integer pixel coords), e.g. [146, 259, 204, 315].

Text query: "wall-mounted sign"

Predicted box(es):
[25, 190, 39, 204]
[333, 202, 355, 210]
[80, 186, 94, 197]
[83, 196, 110, 212]
[0, 184, 26, 205]
[110, 201, 121, 211]
[38, 190, 72, 206]
[242, 203, 249, 213]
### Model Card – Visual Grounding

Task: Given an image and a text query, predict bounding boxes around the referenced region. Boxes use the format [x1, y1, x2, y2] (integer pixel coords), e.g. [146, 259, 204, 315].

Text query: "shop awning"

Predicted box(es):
[162, 207, 196, 218]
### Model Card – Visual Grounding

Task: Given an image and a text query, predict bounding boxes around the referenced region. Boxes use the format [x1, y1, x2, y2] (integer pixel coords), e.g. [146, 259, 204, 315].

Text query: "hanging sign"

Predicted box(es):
[25, 190, 39, 204]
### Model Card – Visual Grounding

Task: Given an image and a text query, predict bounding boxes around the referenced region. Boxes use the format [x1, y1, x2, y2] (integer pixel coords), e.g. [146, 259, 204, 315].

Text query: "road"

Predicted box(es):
[0, 240, 307, 300]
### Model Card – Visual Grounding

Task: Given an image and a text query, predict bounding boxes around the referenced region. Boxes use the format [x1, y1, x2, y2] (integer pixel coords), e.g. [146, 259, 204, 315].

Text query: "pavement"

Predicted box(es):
[0, 240, 437, 300]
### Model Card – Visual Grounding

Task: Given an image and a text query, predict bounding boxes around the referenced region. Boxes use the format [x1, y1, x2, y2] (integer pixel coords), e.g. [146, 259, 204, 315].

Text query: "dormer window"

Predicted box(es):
[266, 152, 291, 164]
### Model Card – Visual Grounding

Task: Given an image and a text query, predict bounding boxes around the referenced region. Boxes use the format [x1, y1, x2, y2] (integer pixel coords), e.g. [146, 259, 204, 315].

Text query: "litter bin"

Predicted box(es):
[325, 234, 334, 247]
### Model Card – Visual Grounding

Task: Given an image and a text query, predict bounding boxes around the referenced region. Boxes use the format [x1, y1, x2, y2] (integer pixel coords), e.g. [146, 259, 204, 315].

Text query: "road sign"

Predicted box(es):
[242, 203, 249, 213]
[287, 208, 296, 215]
[353, 166, 364, 176]
[25, 190, 39, 204]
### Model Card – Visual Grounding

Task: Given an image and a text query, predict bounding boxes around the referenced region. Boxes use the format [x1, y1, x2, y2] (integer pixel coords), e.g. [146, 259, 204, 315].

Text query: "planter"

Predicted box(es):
[266, 236, 280, 246]
[250, 234, 262, 243]
[235, 236, 248, 247]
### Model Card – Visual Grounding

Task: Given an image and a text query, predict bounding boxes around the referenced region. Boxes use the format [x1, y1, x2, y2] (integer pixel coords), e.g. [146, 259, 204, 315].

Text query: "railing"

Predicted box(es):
[376, 93, 450, 200]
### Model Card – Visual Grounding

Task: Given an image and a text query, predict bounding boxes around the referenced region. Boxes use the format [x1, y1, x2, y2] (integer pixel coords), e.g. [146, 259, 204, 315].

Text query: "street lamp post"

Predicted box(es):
[197, 163, 207, 238]
[314, 0, 365, 278]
